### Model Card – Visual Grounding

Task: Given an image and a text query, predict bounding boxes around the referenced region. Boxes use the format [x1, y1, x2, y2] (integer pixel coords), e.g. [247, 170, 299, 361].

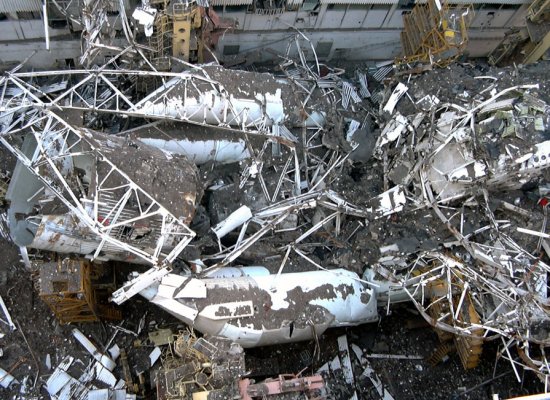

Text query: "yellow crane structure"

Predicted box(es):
[172, 2, 202, 63]
[147, 0, 204, 70]
[397, 0, 474, 67]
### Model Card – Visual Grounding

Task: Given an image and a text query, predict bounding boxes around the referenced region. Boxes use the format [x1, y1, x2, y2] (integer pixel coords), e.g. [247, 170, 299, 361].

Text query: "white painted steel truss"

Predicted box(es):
[0, 84, 196, 303]
[0, 68, 276, 136]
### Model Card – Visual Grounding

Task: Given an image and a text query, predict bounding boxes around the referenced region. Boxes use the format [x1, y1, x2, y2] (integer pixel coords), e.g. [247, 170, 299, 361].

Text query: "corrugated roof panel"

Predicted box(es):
[0, 0, 42, 13]
[106, 0, 132, 12]
[209, 0, 253, 5]
[321, 0, 527, 4]
[0, 0, 132, 14]
[420, 0, 529, 3]
[449, 0, 529, 3]
[320, 0, 397, 4]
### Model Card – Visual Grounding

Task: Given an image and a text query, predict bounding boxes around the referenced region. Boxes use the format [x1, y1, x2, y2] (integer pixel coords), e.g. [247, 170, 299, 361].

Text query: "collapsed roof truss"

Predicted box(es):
[0, 75, 196, 293]
[0, 68, 279, 136]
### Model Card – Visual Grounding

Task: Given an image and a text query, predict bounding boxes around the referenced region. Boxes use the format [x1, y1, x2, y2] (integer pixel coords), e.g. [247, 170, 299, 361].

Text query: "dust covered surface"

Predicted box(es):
[1, 57, 550, 399]
[0, 243, 194, 399]
[0, 235, 544, 399]
[91, 131, 203, 223]
[348, 307, 545, 400]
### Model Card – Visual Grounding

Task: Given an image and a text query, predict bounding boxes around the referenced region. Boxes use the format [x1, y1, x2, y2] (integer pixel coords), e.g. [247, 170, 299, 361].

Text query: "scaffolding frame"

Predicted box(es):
[39, 259, 121, 324]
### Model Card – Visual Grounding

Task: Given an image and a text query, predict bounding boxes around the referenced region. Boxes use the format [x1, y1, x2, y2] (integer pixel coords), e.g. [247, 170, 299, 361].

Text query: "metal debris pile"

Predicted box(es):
[367, 69, 550, 384]
[153, 328, 325, 399]
[0, 34, 550, 398]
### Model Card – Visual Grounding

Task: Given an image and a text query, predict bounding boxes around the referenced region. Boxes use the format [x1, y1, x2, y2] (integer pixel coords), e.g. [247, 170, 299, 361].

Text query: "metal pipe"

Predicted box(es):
[43, 0, 50, 51]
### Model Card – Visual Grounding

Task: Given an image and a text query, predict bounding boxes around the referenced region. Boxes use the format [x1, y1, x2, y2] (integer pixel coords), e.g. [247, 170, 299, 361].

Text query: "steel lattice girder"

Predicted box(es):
[0, 108, 196, 302]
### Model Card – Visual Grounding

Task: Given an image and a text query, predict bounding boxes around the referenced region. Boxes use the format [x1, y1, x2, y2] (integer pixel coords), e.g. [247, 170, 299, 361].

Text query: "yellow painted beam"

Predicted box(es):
[524, 29, 550, 63]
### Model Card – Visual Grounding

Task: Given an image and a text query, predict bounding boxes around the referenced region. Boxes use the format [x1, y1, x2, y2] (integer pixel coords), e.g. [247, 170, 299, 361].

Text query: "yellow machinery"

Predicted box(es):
[427, 295, 484, 369]
[398, 0, 474, 67]
[488, 0, 550, 65]
[39, 258, 121, 324]
[147, 0, 203, 69]
[172, 2, 202, 62]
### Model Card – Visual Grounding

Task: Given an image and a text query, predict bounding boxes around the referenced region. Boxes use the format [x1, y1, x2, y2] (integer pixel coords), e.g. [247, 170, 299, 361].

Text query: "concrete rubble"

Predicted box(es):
[0, 9, 550, 398]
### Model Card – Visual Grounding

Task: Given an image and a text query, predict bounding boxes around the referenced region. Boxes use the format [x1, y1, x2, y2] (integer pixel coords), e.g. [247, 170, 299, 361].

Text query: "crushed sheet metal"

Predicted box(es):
[46, 356, 90, 400]
[369, 186, 407, 217]
[94, 363, 117, 387]
[73, 328, 116, 371]
[337, 335, 358, 399]
[351, 344, 395, 400]
[46, 357, 75, 396]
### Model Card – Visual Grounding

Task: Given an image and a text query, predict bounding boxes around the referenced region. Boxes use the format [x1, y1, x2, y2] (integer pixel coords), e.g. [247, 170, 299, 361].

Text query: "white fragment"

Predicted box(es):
[149, 347, 162, 367]
[383, 83, 408, 114]
[108, 344, 121, 361]
[0, 295, 16, 331]
[132, 7, 157, 37]
[337, 335, 355, 386]
[376, 113, 409, 150]
[351, 344, 395, 400]
[212, 205, 253, 239]
[372, 186, 407, 217]
[346, 119, 361, 145]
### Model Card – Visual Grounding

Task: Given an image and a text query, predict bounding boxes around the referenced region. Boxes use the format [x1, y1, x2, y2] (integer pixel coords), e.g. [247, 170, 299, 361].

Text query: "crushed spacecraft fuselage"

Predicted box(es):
[1, 51, 550, 384]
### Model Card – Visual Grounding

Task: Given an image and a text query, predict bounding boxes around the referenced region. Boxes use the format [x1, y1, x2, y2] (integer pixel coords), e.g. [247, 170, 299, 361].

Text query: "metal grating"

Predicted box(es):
[0, 0, 42, 13]
[320, 0, 396, 4]
[209, 0, 253, 5]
